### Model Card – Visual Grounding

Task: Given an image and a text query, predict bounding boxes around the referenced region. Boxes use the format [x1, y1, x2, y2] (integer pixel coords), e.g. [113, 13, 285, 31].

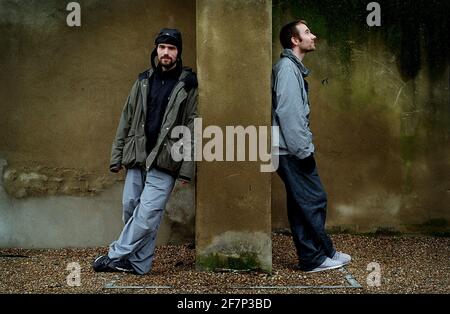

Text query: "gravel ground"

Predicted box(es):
[0, 234, 448, 294]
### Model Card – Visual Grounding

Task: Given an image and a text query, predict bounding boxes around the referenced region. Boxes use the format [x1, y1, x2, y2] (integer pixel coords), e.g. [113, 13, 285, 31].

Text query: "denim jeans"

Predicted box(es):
[277, 154, 336, 271]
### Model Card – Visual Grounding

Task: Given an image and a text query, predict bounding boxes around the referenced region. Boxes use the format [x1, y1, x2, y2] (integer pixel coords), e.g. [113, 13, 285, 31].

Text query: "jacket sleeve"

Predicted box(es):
[273, 63, 312, 160]
[178, 87, 198, 181]
[110, 79, 140, 167]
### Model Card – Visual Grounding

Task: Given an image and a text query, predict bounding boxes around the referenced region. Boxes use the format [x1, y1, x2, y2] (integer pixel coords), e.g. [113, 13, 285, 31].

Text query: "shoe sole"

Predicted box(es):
[93, 256, 105, 263]
[113, 266, 136, 273]
[306, 263, 345, 273]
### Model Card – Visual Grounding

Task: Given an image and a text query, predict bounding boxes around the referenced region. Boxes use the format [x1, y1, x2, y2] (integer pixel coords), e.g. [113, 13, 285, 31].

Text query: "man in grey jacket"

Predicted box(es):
[272, 20, 351, 272]
[92, 28, 197, 275]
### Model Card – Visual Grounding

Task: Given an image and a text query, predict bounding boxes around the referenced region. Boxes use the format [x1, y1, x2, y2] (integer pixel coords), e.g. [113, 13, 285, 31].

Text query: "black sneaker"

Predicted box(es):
[92, 255, 114, 272]
[110, 259, 137, 274]
[92, 255, 137, 274]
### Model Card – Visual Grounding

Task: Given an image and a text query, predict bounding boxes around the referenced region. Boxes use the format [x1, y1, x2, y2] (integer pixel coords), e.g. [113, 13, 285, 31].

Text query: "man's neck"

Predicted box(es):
[292, 47, 305, 62]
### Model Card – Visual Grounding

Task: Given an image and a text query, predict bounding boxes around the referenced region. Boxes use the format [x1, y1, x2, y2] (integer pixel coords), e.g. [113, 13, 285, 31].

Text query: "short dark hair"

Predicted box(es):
[279, 20, 307, 49]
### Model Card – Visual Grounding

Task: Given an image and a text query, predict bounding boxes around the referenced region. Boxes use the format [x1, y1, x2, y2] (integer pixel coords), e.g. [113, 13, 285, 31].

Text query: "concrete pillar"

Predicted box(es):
[196, 0, 272, 272]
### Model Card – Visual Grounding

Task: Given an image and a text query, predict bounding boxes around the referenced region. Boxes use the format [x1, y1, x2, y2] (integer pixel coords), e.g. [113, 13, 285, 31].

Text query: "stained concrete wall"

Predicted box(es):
[2, 0, 448, 251]
[196, 0, 272, 272]
[0, 0, 196, 248]
[272, 0, 450, 236]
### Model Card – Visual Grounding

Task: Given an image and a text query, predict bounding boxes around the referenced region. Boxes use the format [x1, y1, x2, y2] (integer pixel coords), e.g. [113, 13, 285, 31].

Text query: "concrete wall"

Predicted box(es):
[1, 0, 448, 250]
[0, 0, 196, 248]
[272, 0, 450, 236]
[196, 0, 272, 272]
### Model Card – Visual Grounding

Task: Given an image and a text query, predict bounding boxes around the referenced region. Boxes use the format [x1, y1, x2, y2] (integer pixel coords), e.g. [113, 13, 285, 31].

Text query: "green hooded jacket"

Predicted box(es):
[110, 67, 198, 181]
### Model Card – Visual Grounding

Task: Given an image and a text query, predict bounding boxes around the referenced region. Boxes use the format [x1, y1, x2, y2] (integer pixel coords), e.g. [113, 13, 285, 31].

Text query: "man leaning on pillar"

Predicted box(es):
[92, 28, 198, 275]
[272, 20, 352, 273]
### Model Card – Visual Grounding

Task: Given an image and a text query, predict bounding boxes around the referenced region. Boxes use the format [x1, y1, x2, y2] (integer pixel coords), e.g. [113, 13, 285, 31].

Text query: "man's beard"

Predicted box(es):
[159, 57, 177, 70]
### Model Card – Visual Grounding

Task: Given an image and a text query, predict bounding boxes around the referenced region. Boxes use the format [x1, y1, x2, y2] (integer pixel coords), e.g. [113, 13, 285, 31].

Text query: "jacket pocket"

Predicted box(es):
[135, 134, 147, 165]
[123, 134, 147, 168]
[155, 137, 183, 174]
[122, 135, 136, 167]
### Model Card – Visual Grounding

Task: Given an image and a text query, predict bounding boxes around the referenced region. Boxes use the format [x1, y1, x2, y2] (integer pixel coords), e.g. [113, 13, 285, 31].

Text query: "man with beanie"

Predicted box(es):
[272, 20, 351, 272]
[92, 28, 198, 275]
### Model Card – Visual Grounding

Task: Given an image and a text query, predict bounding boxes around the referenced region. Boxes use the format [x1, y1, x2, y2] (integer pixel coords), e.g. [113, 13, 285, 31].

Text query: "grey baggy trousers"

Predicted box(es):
[108, 167, 175, 274]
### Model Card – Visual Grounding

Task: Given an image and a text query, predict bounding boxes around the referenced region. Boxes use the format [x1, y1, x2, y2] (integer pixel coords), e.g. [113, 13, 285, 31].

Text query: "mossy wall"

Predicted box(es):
[272, 0, 450, 235]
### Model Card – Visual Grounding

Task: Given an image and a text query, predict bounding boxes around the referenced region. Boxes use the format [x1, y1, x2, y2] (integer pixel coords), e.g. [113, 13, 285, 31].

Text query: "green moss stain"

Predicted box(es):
[329, 224, 450, 237]
[408, 219, 450, 237]
[273, 0, 449, 82]
[328, 225, 403, 237]
[197, 251, 262, 272]
[196, 232, 272, 273]
[373, 227, 402, 236]
[327, 225, 355, 235]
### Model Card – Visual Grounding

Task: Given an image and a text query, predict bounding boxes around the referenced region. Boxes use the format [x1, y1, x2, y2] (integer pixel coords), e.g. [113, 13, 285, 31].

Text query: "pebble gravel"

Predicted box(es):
[0, 234, 448, 294]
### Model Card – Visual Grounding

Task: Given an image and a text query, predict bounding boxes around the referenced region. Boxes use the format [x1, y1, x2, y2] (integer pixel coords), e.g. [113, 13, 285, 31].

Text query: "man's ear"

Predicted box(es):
[290, 35, 300, 47]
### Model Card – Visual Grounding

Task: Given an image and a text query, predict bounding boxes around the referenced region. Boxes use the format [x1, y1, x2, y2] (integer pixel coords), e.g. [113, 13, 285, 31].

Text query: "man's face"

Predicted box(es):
[294, 23, 317, 53]
[157, 43, 178, 69]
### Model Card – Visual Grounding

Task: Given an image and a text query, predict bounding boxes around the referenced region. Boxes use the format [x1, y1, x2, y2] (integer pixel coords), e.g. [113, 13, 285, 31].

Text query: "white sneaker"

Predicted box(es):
[332, 251, 351, 265]
[306, 257, 345, 273]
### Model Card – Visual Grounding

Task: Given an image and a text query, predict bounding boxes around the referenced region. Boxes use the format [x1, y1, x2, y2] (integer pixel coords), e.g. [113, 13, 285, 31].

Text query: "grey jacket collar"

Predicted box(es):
[280, 49, 310, 77]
